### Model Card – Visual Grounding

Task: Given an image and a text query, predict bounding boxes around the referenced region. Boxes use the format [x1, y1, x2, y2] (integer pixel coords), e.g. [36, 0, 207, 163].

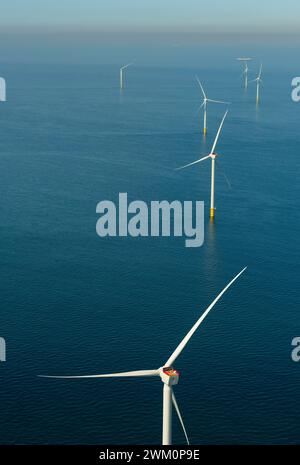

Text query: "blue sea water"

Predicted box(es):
[0, 45, 299, 444]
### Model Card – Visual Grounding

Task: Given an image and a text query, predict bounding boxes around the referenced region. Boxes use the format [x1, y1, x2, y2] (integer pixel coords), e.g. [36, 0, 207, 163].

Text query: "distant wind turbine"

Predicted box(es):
[251, 63, 263, 105]
[39, 267, 247, 445]
[120, 63, 133, 90]
[195, 76, 229, 136]
[237, 58, 252, 90]
[177, 110, 228, 220]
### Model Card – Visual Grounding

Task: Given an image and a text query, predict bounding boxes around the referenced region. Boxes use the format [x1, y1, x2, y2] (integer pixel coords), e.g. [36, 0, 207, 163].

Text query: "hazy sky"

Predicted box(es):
[1, 0, 300, 35]
[1, 1, 299, 65]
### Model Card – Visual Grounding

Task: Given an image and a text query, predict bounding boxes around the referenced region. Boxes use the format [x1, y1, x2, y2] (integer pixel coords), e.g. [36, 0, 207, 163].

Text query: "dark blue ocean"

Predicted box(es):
[0, 42, 299, 444]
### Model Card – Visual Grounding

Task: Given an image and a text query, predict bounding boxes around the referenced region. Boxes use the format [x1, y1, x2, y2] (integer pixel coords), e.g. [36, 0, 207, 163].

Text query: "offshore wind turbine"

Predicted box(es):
[195, 76, 228, 136]
[251, 63, 263, 105]
[177, 110, 228, 221]
[120, 63, 133, 90]
[237, 58, 252, 90]
[39, 267, 247, 445]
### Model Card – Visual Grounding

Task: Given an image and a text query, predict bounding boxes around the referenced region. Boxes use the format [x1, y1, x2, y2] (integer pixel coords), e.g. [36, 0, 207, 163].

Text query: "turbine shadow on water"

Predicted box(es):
[203, 220, 221, 279]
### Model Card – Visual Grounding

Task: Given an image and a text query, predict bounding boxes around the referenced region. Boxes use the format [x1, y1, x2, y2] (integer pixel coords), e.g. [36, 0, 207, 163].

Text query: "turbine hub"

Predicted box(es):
[159, 367, 179, 386]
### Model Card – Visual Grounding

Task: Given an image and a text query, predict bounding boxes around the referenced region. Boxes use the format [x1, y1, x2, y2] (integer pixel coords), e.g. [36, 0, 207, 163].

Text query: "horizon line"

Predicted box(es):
[1, 24, 300, 39]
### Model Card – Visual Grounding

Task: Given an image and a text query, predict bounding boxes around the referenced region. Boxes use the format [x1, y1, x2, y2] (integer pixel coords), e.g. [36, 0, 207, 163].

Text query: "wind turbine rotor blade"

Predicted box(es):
[239, 69, 248, 80]
[121, 63, 133, 70]
[216, 160, 232, 190]
[172, 392, 190, 445]
[38, 369, 159, 379]
[164, 267, 247, 367]
[195, 76, 206, 99]
[196, 101, 205, 114]
[175, 155, 211, 171]
[210, 110, 228, 155]
[207, 99, 230, 105]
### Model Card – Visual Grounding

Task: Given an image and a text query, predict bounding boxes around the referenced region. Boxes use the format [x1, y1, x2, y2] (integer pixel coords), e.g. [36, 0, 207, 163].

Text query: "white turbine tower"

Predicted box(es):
[177, 110, 228, 220]
[39, 267, 247, 445]
[120, 63, 133, 90]
[237, 58, 252, 90]
[195, 76, 228, 136]
[251, 63, 263, 105]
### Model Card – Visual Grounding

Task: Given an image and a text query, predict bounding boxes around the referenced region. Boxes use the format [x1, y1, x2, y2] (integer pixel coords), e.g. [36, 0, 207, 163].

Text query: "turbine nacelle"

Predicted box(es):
[159, 367, 180, 386]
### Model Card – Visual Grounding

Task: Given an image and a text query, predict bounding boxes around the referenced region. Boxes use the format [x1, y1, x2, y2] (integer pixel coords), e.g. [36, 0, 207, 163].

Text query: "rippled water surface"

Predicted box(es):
[0, 52, 299, 444]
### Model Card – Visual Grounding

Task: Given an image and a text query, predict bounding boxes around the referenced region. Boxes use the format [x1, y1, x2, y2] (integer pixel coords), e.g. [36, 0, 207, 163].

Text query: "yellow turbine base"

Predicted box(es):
[203, 127, 207, 135]
[210, 208, 215, 219]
